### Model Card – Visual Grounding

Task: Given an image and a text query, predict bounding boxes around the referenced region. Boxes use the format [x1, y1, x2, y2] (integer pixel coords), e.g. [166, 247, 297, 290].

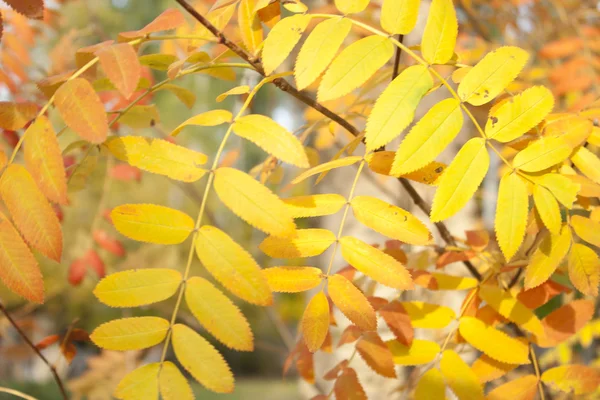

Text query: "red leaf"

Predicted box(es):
[93, 230, 125, 257]
[68, 259, 87, 286]
[3, 0, 44, 19]
[35, 334, 60, 350]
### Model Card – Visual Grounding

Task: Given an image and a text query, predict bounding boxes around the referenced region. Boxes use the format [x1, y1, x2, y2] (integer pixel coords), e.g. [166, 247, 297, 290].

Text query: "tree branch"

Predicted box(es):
[0, 302, 68, 400]
[174, 0, 482, 281]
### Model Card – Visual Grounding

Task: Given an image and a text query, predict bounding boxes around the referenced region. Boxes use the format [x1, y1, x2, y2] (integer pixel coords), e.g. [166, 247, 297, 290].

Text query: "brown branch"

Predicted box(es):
[174, 0, 482, 281]
[0, 302, 68, 400]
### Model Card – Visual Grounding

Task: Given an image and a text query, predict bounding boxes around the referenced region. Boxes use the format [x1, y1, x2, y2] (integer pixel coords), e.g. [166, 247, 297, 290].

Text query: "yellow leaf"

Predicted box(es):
[114, 363, 159, 400]
[529, 173, 580, 208]
[118, 105, 160, 129]
[495, 173, 529, 260]
[415, 272, 479, 291]
[23, 116, 68, 204]
[440, 349, 484, 400]
[351, 195, 432, 246]
[259, 229, 336, 258]
[414, 368, 445, 400]
[214, 168, 296, 237]
[339, 236, 413, 289]
[262, 15, 311, 75]
[486, 86, 554, 142]
[387, 339, 440, 365]
[392, 98, 463, 175]
[487, 375, 538, 400]
[91, 317, 169, 350]
[171, 324, 234, 393]
[525, 225, 572, 289]
[334, 0, 369, 13]
[400, 301, 455, 329]
[157, 84, 196, 109]
[195, 225, 273, 306]
[365, 65, 433, 151]
[170, 110, 232, 136]
[513, 137, 571, 172]
[139, 53, 178, 70]
[318, 35, 394, 102]
[458, 47, 529, 106]
[263, 266, 323, 293]
[111, 204, 195, 245]
[216, 85, 250, 103]
[571, 215, 600, 248]
[572, 146, 600, 184]
[471, 355, 518, 383]
[541, 365, 600, 395]
[185, 276, 253, 351]
[477, 285, 544, 338]
[238, 0, 263, 54]
[159, 362, 194, 400]
[380, 0, 419, 34]
[0, 165, 62, 261]
[421, 0, 457, 64]
[431, 137, 489, 222]
[328, 274, 377, 331]
[459, 317, 530, 364]
[291, 156, 362, 185]
[232, 114, 309, 167]
[568, 243, 599, 297]
[283, 194, 346, 218]
[96, 43, 141, 99]
[94, 268, 182, 308]
[0, 211, 44, 303]
[301, 291, 330, 352]
[533, 184, 561, 234]
[295, 18, 352, 90]
[55, 78, 108, 143]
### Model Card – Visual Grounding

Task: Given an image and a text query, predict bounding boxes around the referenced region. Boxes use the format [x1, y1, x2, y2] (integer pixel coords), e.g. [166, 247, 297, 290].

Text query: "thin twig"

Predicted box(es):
[0, 303, 68, 400]
[392, 34, 404, 80]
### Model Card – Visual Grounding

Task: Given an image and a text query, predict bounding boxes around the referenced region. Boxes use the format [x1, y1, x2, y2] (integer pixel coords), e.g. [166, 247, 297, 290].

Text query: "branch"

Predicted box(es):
[174, 0, 482, 281]
[0, 302, 68, 400]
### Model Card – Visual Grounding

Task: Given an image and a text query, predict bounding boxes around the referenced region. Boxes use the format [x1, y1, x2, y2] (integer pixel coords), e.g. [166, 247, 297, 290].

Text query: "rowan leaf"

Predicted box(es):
[171, 324, 234, 393]
[571, 215, 600, 248]
[571, 146, 600, 184]
[431, 137, 489, 222]
[195, 225, 273, 306]
[291, 156, 362, 185]
[4, 0, 44, 19]
[295, 18, 352, 90]
[356, 332, 396, 378]
[400, 301, 455, 329]
[0, 211, 44, 303]
[334, 368, 367, 400]
[114, 363, 159, 400]
[459, 317, 530, 364]
[380, 0, 419, 34]
[301, 291, 330, 352]
[90, 317, 169, 350]
[365, 65, 433, 151]
[335, 0, 369, 13]
[542, 365, 600, 395]
[283, 194, 346, 218]
[96, 43, 141, 99]
[119, 9, 185, 40]
[440, 349, 484, 400]
[529, 173, 580, 208]
[413, 271, 479, 290]
[387, 339, 440, 365]
[238, 0, 263, 54]
[538, 300, 594, 347]
[111, 204, 195, 245]
[318, 36, 394, 102]
[339, 236, 413, 289]
[263, 266, 323, 293]
[214, 168, 296, 237]
[24, 116, 68, 204]
[379, 301, 413, 346]
[157, 84, 196, 109]
[232, 114, 309, 167]
[170, 110, 233, 136]
[55, 78, 108, 144]
[495, 173, 529, 260]
[533, 184, 561, 234]
[513, 137, 571, 172]
[414, 368, 445, 400]
[458, 47, 529, 106]
[186, 276, 253, 351]
[263, 15, 311, 75]
[487, 375, 538, 400]
[94, 269, 182, 308]
[0, 165, 62, 261]
[328, 274, 377, 331]
[351, 195, 432, 245]
[486, 86, 554, 142]
[0, 102, 37, 130]
[568, 243, 599, 297]
[259, 229, 336, 258]
[472, 355, 518, 383]
[392, 98, 463, 175]
[421, 0, 458, 64]
[159, 362, 194, 400]
[525, 225, 572, 289]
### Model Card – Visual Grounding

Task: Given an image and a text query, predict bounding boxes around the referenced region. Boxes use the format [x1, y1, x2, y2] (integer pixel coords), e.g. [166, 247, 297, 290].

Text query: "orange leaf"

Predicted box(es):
[3, 0, 44, 19]
[35, 334, 60, 350]
[337, 325, 362, 347]
[542, 365, 600, 395]
[96, 43, 141, 99]
[0, 210, 44, 303]
[328, 274, 377, 331]
[55, 79, 108, 144]
[487, 374, 538, 400]
[379, 301, 413, 346]
[539, 37, 584, 59]
[334, 368, 367, 400]
[0, 165, 62, 261]
[356, 332, 396, 378]
[471, 354, 518, 383]
[119, 9, 186, 40]
[301, 292, 329, 352]
[537, 299, 594, 347]
[517, 280, 569, 309]
[0, 101, 37, 130]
